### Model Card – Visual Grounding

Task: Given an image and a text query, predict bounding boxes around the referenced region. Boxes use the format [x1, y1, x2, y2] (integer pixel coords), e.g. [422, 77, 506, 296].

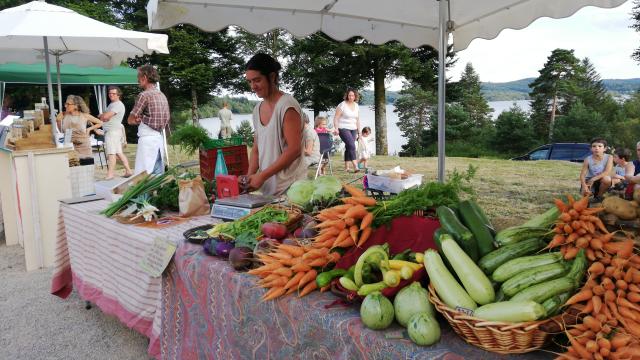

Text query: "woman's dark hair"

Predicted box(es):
[245, 53, 282, 86]
[343, 88, 359, 102]
[616, 148, 632, 161]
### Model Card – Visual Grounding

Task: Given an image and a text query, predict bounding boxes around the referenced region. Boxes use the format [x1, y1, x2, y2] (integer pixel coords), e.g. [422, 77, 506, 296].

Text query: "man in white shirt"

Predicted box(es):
[98, 86, 132, 179]
[218, 102, 233, 139]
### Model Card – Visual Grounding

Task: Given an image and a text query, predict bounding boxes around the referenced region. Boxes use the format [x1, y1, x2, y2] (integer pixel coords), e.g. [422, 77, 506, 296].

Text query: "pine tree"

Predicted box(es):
[394, 86, 436, 156]
[235, 120, 254, 147]
[456, 63, 492, 128]
[529, 49, 582, 141]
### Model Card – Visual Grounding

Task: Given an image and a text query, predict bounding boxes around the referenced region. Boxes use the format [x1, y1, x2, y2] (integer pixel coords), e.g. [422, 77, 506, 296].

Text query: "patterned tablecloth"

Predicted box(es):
[50, 200, 212, 359]
[161, 242, 553, 360]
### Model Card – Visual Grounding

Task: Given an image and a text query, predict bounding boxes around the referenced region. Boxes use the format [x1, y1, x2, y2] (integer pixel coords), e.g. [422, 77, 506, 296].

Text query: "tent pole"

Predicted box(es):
[56, 55, 63, 113]
[43, 37, 58, 142]
[436, 0, 449, 183]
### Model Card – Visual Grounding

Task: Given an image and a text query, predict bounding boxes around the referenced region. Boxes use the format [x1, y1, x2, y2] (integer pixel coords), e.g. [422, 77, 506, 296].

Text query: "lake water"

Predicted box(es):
[200, 100, 532, 155]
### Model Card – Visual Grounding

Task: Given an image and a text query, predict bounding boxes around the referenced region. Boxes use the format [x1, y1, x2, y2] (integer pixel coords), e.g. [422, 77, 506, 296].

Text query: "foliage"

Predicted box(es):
[169, 125, 210, 155]
[454, 63, 493, 128]
[492, 104, 537, 156]
[632, 0, 640, 64]
[282, 34, 369, 116]
[235, 120, 255, 147]
[394, 85, 436, 156]
[552, 101, 608, 142]
[529, 49, 583, 141]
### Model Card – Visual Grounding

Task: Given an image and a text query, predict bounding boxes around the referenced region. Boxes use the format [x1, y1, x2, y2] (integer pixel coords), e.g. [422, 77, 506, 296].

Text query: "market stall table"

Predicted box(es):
[50, 199, 212, 359]
[161, 242, 554, 360]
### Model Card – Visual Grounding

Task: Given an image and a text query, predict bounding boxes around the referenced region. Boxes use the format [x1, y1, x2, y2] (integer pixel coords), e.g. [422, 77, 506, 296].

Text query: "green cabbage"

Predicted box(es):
[314, 176, 342, 193]
[287, 180, 315, 205]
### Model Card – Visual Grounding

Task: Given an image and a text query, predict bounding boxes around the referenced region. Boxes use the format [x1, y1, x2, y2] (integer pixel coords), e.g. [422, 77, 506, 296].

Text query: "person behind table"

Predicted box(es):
[301, 113, 320, 167]
[98, 86, 133, 180]
[127, 64, 170, 175]
[612, 148, 634, 190]
[244, 53, 307, 196]
[56, 95, 102, 159]
[332, 88, 361, 173]
[314, 116, 329, 134]
[357, 126, 372, 169]
[625, 141, 640, 191]
[580, 137, 613, 200]
[218, 101, 233, 139]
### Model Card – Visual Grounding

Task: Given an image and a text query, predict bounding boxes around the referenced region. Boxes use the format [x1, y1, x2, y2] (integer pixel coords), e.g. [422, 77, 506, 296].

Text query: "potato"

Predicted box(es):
[603, 196, 638, 220]
[634, 188, 640, 203]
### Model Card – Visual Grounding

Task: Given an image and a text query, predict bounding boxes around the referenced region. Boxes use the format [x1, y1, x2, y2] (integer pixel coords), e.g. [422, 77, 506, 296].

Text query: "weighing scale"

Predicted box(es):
[210, 193, 274, 220]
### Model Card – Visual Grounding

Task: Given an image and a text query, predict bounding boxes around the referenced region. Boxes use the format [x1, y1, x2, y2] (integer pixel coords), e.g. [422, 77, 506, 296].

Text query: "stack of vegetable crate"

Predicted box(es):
[199, 137, 248, 181]
[425, 199, 578, 353]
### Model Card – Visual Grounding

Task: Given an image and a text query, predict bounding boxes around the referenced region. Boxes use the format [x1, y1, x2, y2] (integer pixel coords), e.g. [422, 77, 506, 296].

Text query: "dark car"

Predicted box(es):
[511, 143, 591, 163]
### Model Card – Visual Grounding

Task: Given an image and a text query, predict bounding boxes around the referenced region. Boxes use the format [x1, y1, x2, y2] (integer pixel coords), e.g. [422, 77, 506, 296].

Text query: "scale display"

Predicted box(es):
[210, 204, 252, 220]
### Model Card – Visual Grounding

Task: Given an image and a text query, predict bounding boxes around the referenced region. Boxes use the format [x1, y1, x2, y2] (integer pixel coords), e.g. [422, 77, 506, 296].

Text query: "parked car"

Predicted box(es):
[511, 143, 590, 163]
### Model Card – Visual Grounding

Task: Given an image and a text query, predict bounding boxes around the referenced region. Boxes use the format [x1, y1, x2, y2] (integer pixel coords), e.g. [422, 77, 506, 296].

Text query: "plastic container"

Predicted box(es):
[365, 173, 423, 194]
[202, 137, 243, 150]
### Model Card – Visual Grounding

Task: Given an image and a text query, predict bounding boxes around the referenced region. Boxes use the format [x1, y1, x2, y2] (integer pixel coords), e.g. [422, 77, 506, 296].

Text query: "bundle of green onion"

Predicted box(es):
[101, 169, 174, 218]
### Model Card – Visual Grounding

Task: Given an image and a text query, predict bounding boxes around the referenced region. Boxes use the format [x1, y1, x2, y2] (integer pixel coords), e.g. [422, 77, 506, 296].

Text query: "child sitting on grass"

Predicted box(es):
[612, 148, 635, 191]
[580, 137, 613, 201]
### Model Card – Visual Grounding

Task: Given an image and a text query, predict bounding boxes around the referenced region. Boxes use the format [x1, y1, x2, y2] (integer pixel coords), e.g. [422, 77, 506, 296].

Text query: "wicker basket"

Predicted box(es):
[427, 284, 563, 354]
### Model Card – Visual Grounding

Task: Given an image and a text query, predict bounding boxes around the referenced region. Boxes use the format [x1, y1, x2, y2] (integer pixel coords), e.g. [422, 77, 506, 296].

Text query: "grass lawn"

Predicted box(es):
[98, 144, 582, 230]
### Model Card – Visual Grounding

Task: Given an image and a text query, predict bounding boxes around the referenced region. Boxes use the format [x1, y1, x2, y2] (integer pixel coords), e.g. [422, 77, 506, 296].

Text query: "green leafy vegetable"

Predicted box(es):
[370, 166, 476, 227]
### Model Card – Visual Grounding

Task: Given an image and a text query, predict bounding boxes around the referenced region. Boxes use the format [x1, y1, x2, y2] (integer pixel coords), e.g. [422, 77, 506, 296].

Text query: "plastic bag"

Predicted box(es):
[178, 176, 211, 217]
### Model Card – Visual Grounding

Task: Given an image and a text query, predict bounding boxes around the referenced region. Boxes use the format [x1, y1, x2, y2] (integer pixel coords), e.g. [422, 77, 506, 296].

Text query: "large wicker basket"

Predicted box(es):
[427, 284, 563, 354]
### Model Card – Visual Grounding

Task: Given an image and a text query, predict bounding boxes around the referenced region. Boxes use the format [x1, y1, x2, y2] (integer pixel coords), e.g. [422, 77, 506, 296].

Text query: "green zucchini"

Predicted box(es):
[522, 206, 561, 228]
[494, 226, 549, 247]
[478, 238, 545, 275]
[423, 249, 477, 310]
[436, 206, 478, 261]
[566, 249, 588, 286]
[541, 292, 571, 317]
[433, 228, 455, 272]
[473, 301, 546, 323]
[501, 262, 568, 297]
[458, 200, 495, 257]
[466, 199, 495, 235]
[441, 235, 495, 305]
[492, 252, 563, 282]
[510, 277, 575, 303]
[494, 287, 508, 302]
[316, 268, 347, 288]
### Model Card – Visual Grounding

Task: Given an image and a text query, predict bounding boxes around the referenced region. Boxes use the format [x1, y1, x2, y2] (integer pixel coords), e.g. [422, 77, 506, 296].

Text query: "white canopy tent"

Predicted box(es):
[0, 1, 169, 141]
[147, 0, 626, 181]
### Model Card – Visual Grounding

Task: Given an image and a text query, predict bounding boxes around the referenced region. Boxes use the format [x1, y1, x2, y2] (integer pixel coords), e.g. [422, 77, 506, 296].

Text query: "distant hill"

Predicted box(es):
[481, 78, 640, 101]
[360, 78, 640, 105]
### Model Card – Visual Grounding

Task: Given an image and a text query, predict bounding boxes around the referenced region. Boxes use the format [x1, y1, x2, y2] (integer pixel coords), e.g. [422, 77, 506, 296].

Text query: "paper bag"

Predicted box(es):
[178, 176, 211, 217]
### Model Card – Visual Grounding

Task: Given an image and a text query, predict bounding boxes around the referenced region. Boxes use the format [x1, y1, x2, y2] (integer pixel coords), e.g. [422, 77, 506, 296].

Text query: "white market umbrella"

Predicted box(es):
[0, 1, 169, 140]
[147, 0, 626, 181]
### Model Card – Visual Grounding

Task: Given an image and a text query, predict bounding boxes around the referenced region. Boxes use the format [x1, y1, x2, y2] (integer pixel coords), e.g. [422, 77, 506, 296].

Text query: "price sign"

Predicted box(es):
[139, 237, 177, 277]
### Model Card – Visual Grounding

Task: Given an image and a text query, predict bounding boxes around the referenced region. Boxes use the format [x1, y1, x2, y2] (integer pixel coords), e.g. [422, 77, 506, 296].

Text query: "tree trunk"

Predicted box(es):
[373, 61, 388, 155]
[191, 88, 200, 126]
[548, 94, 557, 142]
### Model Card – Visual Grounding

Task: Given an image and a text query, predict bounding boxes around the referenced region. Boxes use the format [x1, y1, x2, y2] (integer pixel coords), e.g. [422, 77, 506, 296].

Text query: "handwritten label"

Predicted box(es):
[455, 306, 475, 316]
[139, 237, 177, 277]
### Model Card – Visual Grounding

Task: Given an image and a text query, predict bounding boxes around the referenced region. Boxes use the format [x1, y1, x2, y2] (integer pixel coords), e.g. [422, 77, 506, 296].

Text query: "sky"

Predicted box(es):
[388, 1, 640, 90]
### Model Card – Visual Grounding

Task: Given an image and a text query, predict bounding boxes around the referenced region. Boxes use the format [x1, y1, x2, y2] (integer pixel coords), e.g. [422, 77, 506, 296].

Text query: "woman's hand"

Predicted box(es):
[247, 173, 265, 191]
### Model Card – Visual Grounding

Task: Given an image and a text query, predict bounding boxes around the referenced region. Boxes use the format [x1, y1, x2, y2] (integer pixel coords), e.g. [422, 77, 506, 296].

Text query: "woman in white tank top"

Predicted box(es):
[244, 53, 307, 196]
[332, 89, 361, 172]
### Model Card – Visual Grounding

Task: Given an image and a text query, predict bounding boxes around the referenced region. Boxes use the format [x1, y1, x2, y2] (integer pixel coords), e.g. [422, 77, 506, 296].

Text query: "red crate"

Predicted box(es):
[199, 145, 249, 181]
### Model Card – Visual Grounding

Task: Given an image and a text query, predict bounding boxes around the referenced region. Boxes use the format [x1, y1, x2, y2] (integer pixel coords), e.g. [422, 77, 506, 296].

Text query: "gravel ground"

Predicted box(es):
[0, 235, 151, 360]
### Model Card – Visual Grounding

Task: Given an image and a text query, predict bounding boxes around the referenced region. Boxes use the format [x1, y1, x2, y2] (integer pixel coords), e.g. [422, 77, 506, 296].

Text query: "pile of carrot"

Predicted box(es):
[547, 195, 616, 261]
[248, 243, 341, 301]
[312, 184, 376, 249]
[551, 196, 640, 359]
